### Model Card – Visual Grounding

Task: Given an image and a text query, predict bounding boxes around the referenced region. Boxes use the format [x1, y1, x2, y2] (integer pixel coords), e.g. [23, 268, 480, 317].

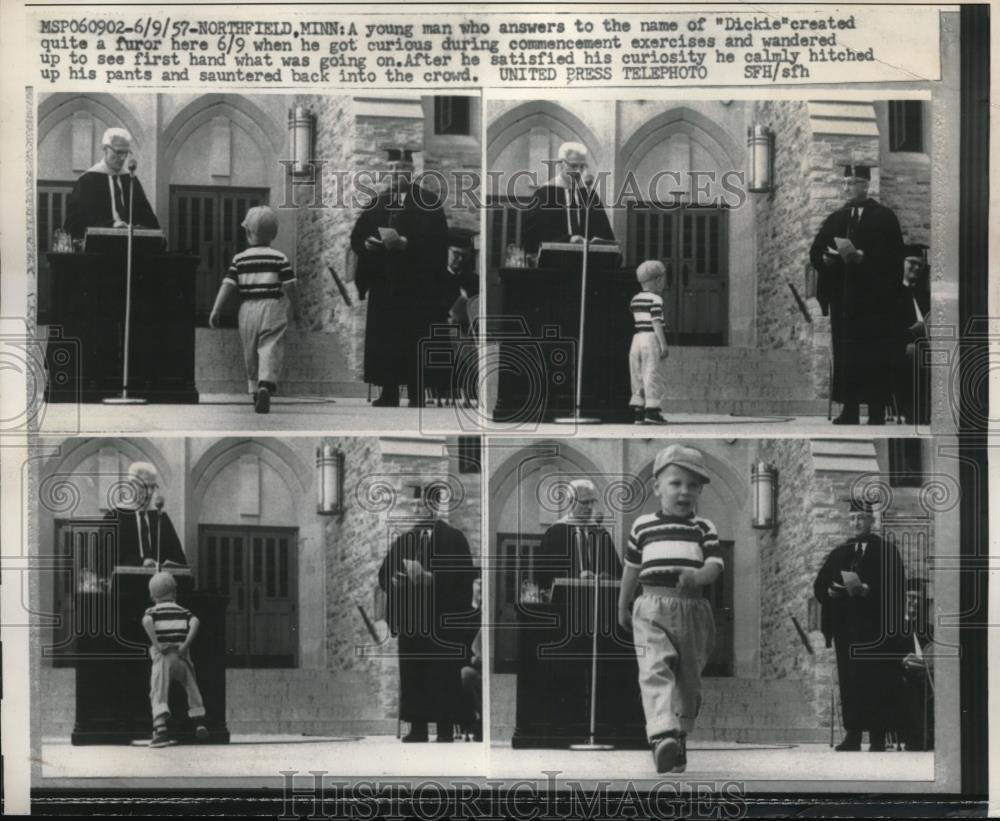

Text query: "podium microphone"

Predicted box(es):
[154, 495, 164, 570]
[104, 155, 147, 406]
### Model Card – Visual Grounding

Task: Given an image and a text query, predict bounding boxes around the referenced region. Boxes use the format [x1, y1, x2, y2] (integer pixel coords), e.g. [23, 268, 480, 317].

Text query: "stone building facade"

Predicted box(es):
[35, 435, 482, 738]
[34, 92, 480, 395]
[489, 436, 945, 743]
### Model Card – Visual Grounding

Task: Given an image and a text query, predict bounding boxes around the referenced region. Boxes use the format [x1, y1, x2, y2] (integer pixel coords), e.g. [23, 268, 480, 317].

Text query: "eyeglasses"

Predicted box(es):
[105, 146, 132, 158]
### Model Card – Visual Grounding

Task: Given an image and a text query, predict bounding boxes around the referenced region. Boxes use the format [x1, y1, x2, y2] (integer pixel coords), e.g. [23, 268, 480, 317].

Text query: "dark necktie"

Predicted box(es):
[114, 176, 127, 221]
[851, 542, 863, 571]
[570, 189, 581, 236]
[847, 207, 860, 240]
[140, 512, 151, 561]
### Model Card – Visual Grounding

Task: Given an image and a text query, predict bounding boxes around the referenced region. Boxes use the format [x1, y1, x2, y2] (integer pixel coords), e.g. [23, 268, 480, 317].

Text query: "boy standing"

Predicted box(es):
[209, 206, 300, 414]
[618, 445, 722, 773]
[141, 572, 208, 748]
[629, 260, 669, 424]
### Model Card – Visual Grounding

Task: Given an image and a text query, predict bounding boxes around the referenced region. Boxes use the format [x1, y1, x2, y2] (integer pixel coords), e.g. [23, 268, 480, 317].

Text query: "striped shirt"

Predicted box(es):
[625, 511, 723, 585]
[224, 246, 295, 300]
[144, 601, 193, 646]
[630, 291, 664, 333]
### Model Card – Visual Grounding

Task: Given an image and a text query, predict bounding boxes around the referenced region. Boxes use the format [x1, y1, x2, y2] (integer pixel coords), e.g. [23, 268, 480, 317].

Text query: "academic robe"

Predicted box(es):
[809, 198, 905, 405]
[350, 183, 449, 389]
[522, 181, 615, 256]
[893, 281, 932, 424]
[894, 615, 935, 750]
[103, 507, 187, 570]
[377, 519, 475, 724]
[813, 534, 906, 733]
[533, 520, 623, 593]
[64, 167, 160, 241]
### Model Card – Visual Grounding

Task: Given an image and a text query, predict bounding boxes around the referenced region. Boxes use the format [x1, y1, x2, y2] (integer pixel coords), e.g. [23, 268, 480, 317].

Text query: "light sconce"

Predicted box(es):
[288, 105, 316, 177]
[747, 124, 775, 193]
[317, 443, 345, 516]
[752, 461, 778, 530]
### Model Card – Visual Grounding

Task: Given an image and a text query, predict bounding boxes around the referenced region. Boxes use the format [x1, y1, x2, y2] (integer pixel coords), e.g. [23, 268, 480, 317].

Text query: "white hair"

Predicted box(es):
[558, 142, 588, 161]
[127, 461, 158, 484]
[101, 127, 133, 148]
[569, 478, 597, 499]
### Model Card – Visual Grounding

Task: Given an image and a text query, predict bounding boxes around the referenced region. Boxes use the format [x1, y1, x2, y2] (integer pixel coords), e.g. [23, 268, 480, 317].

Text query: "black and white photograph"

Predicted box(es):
[483, 92, 947, 433]
[487, 436, 957, 787]
[34, 91, 482, 432]
[30, 435, 484, 784]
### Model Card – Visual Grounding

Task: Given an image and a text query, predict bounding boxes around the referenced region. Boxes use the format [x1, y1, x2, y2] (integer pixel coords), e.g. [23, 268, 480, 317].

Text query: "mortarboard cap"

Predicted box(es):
[843, 164, 872, 180]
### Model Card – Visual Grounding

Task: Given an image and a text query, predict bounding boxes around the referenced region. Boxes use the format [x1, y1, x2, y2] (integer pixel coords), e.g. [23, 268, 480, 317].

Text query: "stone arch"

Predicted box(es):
[37, 93, 148, 150]
[160, 93, 284, 174]
[188, 437, 311, 524]
[634, 445, 747, 513]
[487, 101, 607, 174]
[619, 105, 743, 181]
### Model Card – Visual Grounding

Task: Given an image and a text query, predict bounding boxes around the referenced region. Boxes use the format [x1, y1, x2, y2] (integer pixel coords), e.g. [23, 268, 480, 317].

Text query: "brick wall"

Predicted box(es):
[879, 166, 932, 246]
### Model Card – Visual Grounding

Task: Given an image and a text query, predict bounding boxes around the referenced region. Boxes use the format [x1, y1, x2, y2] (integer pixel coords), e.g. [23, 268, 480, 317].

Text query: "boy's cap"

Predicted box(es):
[241, 206, 278, 243]
[148, 571, 177, 598]
[653, 445, 710, 484]
[636, 260, 666, 283]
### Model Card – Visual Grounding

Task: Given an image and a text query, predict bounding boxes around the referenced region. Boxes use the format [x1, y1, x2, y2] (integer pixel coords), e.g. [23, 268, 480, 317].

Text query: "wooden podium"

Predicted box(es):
[493, 250, 636, 424]
[44, 252, 199, 403]
[510, 578, 646, 749]
[68, 567, 229, 745]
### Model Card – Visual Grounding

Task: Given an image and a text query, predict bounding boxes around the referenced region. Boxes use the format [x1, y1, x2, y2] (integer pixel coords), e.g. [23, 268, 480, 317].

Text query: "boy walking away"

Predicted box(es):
[142, 571, 208, 748]
[618, 445, 722, 774]
[209, 206, 300, 414]
[629, 261, 669, 424]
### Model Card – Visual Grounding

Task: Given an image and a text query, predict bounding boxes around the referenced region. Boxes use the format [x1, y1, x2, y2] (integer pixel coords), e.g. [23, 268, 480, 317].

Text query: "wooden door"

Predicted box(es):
[703, 540, 734, 676]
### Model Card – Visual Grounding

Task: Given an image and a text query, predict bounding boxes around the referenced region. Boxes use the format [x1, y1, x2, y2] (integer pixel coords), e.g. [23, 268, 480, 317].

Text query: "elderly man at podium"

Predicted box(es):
[534, 479, 622, 594]
[104, 462, 187, 570]
[522, 142, 615, 258]
[64, 128, 160, 242]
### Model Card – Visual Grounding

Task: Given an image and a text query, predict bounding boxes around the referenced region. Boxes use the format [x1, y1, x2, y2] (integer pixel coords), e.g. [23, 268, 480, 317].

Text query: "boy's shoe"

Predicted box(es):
[194, 724, 209, 741]
[645, 409, 668, 425]
[671, 734, 688, 773]
[632, 407, 645, 425]
[150, 726, 171, 748]
[651, 734, 680, 774]
[254, 386, 271, 414]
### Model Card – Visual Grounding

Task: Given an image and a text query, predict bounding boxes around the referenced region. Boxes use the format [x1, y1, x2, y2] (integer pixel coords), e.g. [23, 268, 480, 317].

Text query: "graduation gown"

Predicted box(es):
[893, 282, 931, 423]
[894, 615, 935, 750]
[522, 181, 615, 256]
[64, 166, 160, 241]
[377, 520, 475, 723]
[534, 520, 622, 592]
[809, 198, 905, 405]
[350, 183, 449, 388]
[813, 534, 905, 732]
[103, 507, 187, 569]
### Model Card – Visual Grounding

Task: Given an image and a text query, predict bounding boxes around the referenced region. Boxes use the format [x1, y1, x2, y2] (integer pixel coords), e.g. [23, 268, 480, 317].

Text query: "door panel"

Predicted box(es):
[628, 204, 728, 346]
[703, 541, 734, 677]
[200, 526, 297, 668]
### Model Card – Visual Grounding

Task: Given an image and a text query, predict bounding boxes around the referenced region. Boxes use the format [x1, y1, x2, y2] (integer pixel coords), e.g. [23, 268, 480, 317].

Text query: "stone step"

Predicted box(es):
[663, 399, 828, 415]
[195, 328, 361, 396]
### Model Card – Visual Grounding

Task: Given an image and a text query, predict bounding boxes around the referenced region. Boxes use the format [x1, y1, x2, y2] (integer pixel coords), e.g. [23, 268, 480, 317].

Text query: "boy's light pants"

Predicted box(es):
[239, 298, 288, 394]
[149, 647, 207, 722]
[629, 332, 664, 409]
[632, 588, 715, 739]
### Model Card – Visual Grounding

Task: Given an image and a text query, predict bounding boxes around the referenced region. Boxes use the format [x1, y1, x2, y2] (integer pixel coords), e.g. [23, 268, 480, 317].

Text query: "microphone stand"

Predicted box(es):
[556, 179, 599, 425]
[104, 162, 147, 405]
[571, 528, 613, 751]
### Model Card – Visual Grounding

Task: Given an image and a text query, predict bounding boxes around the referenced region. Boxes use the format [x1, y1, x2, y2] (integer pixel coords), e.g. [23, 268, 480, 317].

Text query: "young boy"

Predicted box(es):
[209, 206, 300, 414]
[618, 445, 722, 773]
[141, 571, 208, 748]
[629, 260, 669, 424]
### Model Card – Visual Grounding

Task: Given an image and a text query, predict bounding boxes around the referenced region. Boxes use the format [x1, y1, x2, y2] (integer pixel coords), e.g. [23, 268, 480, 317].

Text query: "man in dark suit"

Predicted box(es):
[894, 244, 931, 424]
[813, 497, 906, 751]
[534, 479, 622, 595]
[895, 578, 935, 750]
[64, 128, 160, 242]
[351, 148, 449, 408]
[810, 165, 905, 425]
[377, 494, 476, 742]
[522, 142, 615, 258]
[104, 462, 187, 569]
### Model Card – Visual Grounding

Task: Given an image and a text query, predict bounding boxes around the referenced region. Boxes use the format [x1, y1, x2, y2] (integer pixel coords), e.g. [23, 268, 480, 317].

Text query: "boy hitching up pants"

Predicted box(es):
[632, 587, 715, 739]
[149, 646, 207, 722]
[629, 332, 664, 409]
[239, 297, 288, 394]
